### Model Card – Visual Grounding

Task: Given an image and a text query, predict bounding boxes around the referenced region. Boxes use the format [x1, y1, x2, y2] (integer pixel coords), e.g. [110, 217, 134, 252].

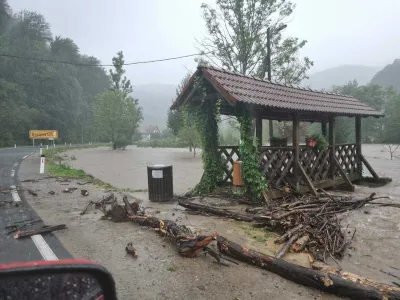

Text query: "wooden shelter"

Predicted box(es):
[171, 66, 383, 196]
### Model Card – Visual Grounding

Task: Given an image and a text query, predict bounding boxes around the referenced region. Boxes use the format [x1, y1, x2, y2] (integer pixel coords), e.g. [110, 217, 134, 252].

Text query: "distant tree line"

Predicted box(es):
[0, 1, 142, 147]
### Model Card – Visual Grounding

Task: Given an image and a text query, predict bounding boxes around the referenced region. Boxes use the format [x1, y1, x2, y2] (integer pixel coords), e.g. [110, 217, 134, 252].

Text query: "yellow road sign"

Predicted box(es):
[29, 130, 58, 139]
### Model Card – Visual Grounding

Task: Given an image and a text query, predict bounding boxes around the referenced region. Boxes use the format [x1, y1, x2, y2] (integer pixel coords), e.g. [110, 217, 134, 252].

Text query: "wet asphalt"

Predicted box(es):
[0, 146, 71, 264]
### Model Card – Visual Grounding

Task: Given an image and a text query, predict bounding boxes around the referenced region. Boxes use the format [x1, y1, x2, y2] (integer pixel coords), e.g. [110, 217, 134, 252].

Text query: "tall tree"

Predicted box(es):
[167, 73, 191, 135]
[199, 0, 312, 84]
[0, 4, 110, 146]
[94, 90, 140, 147]
[109, 51, 143, 122]
[0, 0, 10, 33]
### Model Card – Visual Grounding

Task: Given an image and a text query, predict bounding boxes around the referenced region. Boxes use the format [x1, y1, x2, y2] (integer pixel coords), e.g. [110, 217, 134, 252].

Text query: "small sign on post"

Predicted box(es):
[40, 155, 45, 174]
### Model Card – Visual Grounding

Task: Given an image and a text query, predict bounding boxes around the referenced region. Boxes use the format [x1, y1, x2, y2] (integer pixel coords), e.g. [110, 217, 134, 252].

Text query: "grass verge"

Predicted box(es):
[43, 145, 148, 193]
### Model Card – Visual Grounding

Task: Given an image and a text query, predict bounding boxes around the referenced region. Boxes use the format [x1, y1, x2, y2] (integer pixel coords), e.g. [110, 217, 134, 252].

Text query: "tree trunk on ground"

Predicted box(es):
[217, 236, 400, 300]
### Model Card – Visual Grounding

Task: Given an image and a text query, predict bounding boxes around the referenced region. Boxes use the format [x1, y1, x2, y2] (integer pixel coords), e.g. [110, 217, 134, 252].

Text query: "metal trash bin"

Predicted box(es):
[147, 165, 173, 202]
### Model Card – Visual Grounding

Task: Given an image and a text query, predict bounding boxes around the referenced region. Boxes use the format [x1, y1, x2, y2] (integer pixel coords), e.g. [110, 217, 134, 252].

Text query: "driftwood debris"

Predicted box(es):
[180, 192, 393, 261]
[217, 236, 400, 300]
[98, 194, 400, 299]
[14, 224, 67, 239]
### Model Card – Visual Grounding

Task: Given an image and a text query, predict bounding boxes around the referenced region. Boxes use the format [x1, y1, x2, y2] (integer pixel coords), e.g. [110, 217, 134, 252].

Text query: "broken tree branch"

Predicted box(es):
[217, 236, 400, 300]
[14, 224, 67, 239]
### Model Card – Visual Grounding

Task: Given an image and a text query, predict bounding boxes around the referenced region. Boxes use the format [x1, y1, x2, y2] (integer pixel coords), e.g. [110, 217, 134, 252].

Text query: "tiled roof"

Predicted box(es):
[173, 66, 383, 117]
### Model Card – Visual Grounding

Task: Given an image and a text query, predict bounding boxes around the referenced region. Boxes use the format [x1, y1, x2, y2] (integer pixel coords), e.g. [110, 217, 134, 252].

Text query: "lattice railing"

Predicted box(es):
[299, 147, 331, 182]
[217, 146, 240, 183]
[217, 143, 358, 188]
[259, 147, 294, 188]
[335, 144, 358, 176]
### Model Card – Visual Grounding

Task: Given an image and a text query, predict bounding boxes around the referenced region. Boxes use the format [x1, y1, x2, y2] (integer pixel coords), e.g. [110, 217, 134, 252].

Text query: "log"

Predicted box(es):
[274, 224, 304, 244]
[291, 234, 310, 252]
[217, 236, 400, 300]
[276, 233, 299, 259]
[178, 200, 254, 222]
[14, 224, 67, 239]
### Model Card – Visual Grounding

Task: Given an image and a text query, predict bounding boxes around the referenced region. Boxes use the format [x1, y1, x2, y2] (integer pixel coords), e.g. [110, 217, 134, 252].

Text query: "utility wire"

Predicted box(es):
[0, 51, 212, 67]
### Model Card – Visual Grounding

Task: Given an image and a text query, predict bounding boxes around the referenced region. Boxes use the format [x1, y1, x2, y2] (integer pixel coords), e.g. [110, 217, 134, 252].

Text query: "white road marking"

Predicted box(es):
[10, 169, 15, 177]
[10, 185, 59, 261]
[31, 235, 58, 261]
[14, 162, 18, 167]
[10, 185, 21, 202]
[22, 155, 28, 159]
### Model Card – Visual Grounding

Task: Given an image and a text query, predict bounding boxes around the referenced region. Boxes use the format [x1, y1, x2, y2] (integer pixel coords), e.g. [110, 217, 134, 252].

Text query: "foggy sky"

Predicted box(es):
[8, 0, 400, 86]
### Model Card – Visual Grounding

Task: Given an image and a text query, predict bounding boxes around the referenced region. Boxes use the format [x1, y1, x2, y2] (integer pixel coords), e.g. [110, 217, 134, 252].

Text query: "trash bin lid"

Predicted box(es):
[148, 164, 172, 170]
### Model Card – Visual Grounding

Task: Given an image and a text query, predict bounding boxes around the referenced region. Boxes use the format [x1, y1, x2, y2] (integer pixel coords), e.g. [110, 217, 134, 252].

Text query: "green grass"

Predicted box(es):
[43, 145, 146, 193]
[239, 223, 275, 243]
[166, 265, 179, 272]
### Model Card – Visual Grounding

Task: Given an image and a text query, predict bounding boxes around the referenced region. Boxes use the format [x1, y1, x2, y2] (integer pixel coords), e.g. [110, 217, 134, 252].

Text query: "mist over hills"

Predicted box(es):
[304, 65, 381, 90]
[132, 83, 176, 130]
[136, 64, 396, 130]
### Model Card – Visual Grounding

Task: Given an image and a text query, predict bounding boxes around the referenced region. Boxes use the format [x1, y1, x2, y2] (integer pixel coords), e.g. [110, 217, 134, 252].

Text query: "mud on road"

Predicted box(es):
[18, 149, 338, 300]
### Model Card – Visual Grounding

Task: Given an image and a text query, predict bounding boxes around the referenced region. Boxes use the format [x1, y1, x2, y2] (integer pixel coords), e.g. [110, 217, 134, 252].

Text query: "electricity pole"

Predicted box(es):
[265, 25, 287, 142]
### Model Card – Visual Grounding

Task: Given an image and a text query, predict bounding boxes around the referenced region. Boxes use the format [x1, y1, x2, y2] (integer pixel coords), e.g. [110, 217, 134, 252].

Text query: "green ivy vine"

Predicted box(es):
[187, 79, 223, 195]
[238, 109, 269, 201]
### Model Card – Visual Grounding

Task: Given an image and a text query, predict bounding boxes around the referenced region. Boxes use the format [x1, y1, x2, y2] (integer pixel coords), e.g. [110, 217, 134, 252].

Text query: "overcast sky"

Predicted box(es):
[8, 0, 400, 85]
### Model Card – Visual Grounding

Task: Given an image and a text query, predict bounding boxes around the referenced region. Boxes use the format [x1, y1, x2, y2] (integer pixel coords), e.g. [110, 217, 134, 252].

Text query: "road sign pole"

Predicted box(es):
[33, 139, 35, 149]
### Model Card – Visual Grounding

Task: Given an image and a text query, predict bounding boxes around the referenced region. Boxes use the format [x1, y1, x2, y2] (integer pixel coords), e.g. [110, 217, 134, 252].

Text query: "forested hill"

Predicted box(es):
[371, 59, 400, 92]
[0, 9, 110, 147]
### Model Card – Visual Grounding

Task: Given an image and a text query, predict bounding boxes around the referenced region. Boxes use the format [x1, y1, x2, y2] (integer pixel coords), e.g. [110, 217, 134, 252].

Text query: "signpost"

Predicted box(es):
[29, 130, 58, 148]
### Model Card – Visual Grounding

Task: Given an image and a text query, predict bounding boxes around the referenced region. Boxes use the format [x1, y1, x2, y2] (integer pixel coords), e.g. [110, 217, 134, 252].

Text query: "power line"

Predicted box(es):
[0, 52, 212, 67]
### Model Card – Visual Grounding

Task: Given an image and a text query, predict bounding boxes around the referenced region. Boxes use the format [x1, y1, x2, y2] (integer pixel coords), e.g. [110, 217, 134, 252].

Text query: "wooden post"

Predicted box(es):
[269, 120, 274, 142]
[292, 114, 300, 191]
[256, 115, 262, 146]
[329, 116, 336, 179]
[321, 121, 327, 137]
[355, 116, 362, 176]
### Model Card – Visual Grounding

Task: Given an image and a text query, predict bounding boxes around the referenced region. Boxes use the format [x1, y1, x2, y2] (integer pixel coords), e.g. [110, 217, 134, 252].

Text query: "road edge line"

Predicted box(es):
[31, 234, 59, 261]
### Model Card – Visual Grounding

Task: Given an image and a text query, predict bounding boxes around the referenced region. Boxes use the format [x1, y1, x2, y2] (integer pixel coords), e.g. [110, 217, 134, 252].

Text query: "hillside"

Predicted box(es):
[371, 59, 400, 92]
[305, 65, 381, 90]
[132, 84, 176, 130]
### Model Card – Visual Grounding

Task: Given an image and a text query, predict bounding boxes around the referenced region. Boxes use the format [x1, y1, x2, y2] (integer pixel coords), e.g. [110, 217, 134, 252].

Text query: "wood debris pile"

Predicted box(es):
[180, 191, 395, 262]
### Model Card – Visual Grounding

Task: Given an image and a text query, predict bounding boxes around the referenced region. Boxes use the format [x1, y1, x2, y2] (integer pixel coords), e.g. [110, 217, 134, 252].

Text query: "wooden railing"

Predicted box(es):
[217, 143, 359, 187]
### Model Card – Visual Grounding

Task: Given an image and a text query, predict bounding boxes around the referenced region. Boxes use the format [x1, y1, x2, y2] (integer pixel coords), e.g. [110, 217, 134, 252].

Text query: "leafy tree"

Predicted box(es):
[0, 4, 110, 146]
[179, 126, 201, 157]
[94, 90, 140, 148]
[110, 51, 143, 121]
[167, 73, 191, 135]
[332, 81, 389, 143]
[0, 0, 11, 33]
[199, 0, 313, 83]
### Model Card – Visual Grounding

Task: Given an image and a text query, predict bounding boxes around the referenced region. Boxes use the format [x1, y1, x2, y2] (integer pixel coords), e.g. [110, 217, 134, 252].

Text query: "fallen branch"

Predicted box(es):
[217, 236, 400, 300]
[14, 224, 67, 239]
[178, 200, 254, 222]
[276, 233, 299, 259]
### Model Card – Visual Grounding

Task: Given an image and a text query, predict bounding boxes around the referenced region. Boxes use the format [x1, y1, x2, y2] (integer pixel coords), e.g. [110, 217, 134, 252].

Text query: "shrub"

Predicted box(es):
[113, 139, 129, 150]
[136, 138, 186, 148]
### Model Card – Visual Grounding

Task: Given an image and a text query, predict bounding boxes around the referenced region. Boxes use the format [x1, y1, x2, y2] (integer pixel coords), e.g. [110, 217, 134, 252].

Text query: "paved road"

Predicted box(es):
[0, 147, 71, 264]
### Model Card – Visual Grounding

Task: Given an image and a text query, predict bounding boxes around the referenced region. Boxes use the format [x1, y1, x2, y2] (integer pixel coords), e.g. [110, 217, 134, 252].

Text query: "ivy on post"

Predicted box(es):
[237, 104, 268, 201]
[188, 77, 223, 195]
